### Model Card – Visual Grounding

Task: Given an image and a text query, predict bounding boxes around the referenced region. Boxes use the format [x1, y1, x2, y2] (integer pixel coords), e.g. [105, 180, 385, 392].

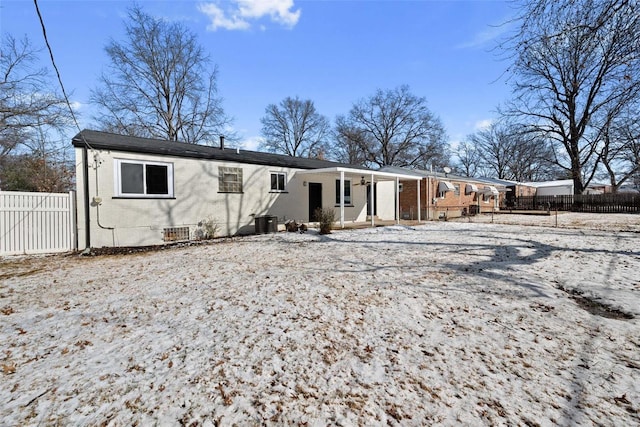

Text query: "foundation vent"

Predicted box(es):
[163, 227, 190, 242]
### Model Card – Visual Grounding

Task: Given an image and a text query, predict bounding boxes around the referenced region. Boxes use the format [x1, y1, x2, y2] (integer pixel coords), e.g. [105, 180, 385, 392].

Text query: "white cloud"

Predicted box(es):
[456, 22, 512, 49]
[70, 101, 83, 112]
[198, 0, 300, 31]
[474, 119, 493, 130]
[238, 135, 263, 151]
[198, 3, 251, 31]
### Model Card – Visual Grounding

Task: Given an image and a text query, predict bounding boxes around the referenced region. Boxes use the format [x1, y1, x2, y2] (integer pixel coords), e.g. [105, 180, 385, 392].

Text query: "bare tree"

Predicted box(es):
[0, 34, 70, 159]
[467, 123, 513, 180]
[0, 34, 74, 191]
[465, 121, 556, 181]
[506, 131, 557, 182]
[330, 115, 370, 165]
[335, 85, 448, 169]
[259, 97, 330, 157]
[454, 140, 481, 177]
[91, 5, 230, 144]
[505, 0, 640, 193]
[598, 105, 640, 191]
[0, 152, 73, 192]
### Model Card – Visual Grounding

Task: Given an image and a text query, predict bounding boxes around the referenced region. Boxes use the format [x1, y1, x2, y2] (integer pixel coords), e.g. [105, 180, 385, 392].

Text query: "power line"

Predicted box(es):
[32, 0, 93, 151]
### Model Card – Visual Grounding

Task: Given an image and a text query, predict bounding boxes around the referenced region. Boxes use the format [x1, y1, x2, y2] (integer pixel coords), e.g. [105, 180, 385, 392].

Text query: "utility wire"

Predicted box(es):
[33, 0, 93, 151]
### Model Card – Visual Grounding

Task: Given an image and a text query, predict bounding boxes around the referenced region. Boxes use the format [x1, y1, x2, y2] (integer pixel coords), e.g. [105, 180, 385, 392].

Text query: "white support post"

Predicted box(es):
[370, 174, 375, 227]
[417, 179, 421, 222]
[340, 171, 345, 229]
[427, 177, 431, 220]
[396, 177, 401, 224]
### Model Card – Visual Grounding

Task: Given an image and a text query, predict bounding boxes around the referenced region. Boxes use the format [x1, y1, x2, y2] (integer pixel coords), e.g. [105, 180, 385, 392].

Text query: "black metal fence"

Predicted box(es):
[502, 193, 640, 213]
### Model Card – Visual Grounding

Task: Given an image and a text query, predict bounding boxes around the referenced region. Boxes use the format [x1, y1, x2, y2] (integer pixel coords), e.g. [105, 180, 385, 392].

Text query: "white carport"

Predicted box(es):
[295, 167, 423, 228]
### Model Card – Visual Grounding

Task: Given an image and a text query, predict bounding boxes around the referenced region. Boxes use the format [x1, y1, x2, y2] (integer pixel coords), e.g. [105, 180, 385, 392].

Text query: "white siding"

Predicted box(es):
[76, 148, 324, 248]
[75, 147, 405, 249]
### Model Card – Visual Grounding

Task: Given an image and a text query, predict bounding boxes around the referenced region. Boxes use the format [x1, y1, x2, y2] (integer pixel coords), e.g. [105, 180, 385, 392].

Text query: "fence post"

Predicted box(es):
[69, 190, 77, 251]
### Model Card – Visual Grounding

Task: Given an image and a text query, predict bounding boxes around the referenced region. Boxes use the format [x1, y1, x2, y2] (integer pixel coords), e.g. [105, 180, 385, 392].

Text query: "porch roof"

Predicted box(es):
[295, 167, 422, 181]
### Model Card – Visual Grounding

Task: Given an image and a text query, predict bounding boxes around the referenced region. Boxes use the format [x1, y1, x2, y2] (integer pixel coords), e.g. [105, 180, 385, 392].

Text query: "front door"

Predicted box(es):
[309, 182, 322, 221]
[366, 183, 377, 216]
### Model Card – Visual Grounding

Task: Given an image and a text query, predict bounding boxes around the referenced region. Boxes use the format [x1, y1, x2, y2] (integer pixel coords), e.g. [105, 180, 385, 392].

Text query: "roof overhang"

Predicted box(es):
[295, 167, 422, 181]
[482, 185, 499, 195]
[438, 181, 456, 192]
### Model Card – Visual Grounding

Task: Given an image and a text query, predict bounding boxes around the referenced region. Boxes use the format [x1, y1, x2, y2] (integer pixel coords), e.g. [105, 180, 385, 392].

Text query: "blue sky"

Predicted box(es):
[1, 0, 516, 151]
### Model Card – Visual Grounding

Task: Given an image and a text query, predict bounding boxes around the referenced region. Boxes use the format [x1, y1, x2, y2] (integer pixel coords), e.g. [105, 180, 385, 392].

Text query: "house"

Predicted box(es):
[73, 130, 421, 250]
[521, 179, 574, 196]
[381, 166, 508, 220]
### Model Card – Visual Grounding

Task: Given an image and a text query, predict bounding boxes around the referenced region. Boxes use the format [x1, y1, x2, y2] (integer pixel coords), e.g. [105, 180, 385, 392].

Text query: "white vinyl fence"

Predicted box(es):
[0, 191, 76, 256]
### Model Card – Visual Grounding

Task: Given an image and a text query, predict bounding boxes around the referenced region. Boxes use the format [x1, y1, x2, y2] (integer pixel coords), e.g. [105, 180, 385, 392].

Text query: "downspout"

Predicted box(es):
[82, 146, 91, 250]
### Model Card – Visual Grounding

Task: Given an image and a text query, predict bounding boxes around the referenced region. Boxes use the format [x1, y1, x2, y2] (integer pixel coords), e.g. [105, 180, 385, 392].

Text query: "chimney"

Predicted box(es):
[219, 135, 225, 149]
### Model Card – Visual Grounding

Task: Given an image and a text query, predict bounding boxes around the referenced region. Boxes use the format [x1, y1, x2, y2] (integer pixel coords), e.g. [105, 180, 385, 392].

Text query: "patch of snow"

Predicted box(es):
[1, 214, 639, 425]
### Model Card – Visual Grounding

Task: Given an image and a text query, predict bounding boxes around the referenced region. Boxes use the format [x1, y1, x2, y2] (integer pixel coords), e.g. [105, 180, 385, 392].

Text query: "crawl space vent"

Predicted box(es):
[163, 227, 190, 242]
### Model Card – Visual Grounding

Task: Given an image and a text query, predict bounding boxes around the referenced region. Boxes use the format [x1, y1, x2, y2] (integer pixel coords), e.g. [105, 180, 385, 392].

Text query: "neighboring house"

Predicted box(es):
[521, 179, 574, 196]
[381, 166, 508, 220]
[73, 130, 421, 250]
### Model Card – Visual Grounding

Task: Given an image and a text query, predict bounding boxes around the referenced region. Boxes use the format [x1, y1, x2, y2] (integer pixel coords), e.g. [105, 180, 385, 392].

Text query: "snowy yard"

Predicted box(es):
[1, 213, 639, 425]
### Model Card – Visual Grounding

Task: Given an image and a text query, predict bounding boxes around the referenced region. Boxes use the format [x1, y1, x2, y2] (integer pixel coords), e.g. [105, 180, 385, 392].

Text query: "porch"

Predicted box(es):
[295, 167, 423, 228]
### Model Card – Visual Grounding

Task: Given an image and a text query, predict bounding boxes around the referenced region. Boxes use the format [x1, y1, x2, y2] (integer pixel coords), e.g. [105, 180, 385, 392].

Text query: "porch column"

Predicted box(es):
[370, 173, 375, 227]
[340, 171, 345, 229]
[426, 177, 430, 220]
[417, 179, 421, 222]
[396, 177, 400, 224]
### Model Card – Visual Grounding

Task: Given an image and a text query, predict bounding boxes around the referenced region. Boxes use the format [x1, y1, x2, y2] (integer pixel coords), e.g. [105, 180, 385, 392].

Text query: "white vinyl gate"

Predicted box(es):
[0, 191, 76, 256]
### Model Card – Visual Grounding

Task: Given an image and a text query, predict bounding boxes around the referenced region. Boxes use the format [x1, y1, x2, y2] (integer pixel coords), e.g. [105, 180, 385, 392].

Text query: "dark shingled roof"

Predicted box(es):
[72, 129, 368, 171]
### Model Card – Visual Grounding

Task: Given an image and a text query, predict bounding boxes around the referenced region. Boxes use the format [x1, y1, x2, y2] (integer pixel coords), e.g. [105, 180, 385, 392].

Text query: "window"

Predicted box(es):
[115, 159, 173, 197]
[454, 184, 460, 196]
[335, 179, 352, 205]
[270, 172, 287, 192]
[219, 167, 243, 193]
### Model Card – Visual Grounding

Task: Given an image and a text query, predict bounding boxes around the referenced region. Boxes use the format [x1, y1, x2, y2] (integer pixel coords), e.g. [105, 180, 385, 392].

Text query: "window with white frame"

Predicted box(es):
[218, 167, 243, 193]
[115, 159, 174, 197]
[270, 172, 287, 192]
[335, 179, 352, 204]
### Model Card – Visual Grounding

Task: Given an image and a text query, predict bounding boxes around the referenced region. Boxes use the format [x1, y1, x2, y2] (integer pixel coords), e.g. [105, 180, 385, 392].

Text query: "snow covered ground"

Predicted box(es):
[1, 213, 639, 425]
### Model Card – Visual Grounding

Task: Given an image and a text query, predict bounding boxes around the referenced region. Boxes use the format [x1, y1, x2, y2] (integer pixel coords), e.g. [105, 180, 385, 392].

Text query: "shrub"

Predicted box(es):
[195, 216, 219, 240]
[314, 207, 335, 235]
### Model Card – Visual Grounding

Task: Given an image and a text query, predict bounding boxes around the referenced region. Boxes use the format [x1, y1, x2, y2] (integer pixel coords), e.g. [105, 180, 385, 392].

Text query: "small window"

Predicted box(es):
[219, 167, 243, 193]
[115, 159, 173, 197]
[335, 179, 352, 205]
[270, 172, 287, 192]
[454, 184, 460, 196]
